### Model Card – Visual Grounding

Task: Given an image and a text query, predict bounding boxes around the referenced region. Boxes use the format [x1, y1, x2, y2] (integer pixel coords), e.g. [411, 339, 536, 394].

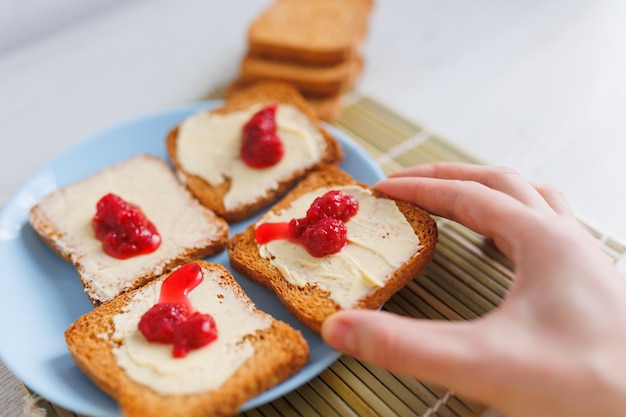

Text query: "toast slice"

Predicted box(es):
[65, 261, 309, 417]
[239, 53, 364, 97]
[228, 165, 438, 333]
[29, 155, 229, 305]
[247, 0, 373, 65]
[166, 81, 343, 223]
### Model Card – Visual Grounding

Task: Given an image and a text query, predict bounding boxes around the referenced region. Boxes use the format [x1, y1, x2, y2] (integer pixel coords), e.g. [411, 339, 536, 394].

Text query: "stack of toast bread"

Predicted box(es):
[227, 0, 375, 121]
[28, 81, 438, 416]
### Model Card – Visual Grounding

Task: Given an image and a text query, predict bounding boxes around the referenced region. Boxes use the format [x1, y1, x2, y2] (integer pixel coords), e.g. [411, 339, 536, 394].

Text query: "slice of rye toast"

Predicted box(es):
[238, 53, 364, 97]
[247, 0, 374, 66]
[28, 155, 229, 305]
[166, 81, 343, 223]
[227, 165, 438, 333]
[65, 261, 309, 417]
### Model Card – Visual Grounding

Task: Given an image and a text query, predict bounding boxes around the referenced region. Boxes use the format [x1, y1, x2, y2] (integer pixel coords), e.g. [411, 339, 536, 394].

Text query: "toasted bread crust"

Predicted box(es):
[166, 81, 343, 223]
[28, 210, 74, 263]
[65, 261, 309, 417]
[28, 155, 230, 305]
[227, 165, 438, 333]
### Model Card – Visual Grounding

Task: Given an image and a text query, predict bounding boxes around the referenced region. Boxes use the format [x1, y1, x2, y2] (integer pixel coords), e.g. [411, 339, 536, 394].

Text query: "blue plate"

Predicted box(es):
[0, 101, 385, 416]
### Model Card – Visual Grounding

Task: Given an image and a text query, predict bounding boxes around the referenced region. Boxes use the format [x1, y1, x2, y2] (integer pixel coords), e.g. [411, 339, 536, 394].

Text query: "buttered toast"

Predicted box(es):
[29, 155, 229, 305]
[65, 261, 309, 417]
[166, 81, 342, 223]
[228, 165, 438, 333]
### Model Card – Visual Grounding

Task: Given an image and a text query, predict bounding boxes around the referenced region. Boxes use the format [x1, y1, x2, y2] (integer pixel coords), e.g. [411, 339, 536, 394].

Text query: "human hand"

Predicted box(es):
[321, 163, 626, 417]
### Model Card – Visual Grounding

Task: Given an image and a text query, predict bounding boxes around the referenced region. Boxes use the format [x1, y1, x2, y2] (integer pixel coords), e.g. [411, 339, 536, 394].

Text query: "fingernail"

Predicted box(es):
[323, 315, 356, 355]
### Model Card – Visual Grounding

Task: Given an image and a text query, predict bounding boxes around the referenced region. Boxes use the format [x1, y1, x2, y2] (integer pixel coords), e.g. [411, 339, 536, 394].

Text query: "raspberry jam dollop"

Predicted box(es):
[300, 218, 348, 257]
[137, 263, 218, 358]
[92, 193, 161, 259]
[255, 190, 358, 257]
[240, 103, 284, 168]
[307, 190, 359, 222]
[138, 303, 190, 344]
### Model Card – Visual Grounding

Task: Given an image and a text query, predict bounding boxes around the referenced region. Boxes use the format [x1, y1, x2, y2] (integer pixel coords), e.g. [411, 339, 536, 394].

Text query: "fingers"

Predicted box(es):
[322, 310, 492, 396]
[532, 182, 574, 216]
[375, 175, 532, 258]
[376, 163, 574, 258]
[387, 163, 553, 212]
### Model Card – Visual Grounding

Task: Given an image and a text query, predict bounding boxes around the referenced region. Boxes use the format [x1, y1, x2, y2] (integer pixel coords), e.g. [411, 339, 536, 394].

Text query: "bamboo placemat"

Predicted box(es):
[3, 92, 625, 417]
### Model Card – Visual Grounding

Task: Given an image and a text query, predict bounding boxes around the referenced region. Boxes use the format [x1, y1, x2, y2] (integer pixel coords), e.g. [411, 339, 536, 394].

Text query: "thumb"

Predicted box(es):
[322, 309, 489, 394]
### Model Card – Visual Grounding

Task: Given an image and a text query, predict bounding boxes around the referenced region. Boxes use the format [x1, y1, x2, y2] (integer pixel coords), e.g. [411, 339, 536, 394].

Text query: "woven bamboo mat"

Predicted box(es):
[3, 92, 626, 417]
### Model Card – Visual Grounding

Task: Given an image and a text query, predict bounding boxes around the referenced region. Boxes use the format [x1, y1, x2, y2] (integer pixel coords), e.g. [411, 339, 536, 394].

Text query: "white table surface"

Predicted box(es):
[1, 0, 625, 244]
